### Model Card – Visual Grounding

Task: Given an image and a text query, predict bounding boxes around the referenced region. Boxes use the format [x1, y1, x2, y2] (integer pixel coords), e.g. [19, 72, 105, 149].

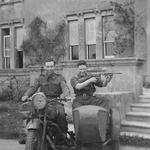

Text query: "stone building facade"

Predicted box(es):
[0, 0, 24, 69]
[0, 0, 149, 98]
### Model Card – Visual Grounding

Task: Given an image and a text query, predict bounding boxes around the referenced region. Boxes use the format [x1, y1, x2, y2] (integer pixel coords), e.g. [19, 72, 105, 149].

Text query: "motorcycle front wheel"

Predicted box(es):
[25, 129, 47, 150]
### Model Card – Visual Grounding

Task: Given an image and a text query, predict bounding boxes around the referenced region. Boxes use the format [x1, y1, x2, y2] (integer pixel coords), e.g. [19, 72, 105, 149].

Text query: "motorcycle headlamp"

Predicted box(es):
[32, 93, 47, 110]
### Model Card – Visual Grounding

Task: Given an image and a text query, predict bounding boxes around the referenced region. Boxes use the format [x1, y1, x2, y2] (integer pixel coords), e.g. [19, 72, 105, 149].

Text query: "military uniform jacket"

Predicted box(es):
[24, 73, 70, 98]
[70, 73, 103, 97]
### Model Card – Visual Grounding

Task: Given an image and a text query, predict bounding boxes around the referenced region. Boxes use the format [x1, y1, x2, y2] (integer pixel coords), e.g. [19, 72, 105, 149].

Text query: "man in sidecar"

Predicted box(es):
[70, 60, 112, 110]
[19, 58, 70, 144]
[70, 60, 120, 150]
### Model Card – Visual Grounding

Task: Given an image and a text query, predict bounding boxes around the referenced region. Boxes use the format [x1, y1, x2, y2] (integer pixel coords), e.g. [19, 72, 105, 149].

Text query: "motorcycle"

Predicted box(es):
[22, 92, 76, 150]
[21, 92, 120, 150]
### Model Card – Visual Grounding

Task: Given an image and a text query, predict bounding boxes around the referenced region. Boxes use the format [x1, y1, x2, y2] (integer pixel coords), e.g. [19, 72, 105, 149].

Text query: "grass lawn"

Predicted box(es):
[0, 101, 23, 139]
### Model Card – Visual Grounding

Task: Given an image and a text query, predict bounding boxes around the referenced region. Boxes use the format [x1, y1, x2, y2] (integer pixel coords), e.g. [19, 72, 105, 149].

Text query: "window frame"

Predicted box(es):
[103, 40, 115, 58]
[68, 19, 79, 60]
[3, 35, 11, 69]
[101, 11, 115, 59]
[15, 26, 23, 51]
[3, 35, 10, 57]
[84, 17, 96, 60]
[86, 44, 96, 59]
[69, 45, 79, 60]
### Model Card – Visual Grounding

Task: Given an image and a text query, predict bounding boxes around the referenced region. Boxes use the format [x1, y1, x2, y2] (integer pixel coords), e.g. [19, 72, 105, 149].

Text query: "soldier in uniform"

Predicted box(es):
[70, 60, 113, 109]
[20, 58, 70, 144]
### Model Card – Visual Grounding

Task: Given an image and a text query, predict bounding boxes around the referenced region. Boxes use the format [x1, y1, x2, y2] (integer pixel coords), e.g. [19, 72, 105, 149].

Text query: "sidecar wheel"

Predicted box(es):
[25, 129, 46, 150]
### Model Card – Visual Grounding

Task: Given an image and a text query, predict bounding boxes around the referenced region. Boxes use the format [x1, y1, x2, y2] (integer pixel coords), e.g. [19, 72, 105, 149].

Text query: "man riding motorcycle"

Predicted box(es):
[20, 58, 70, 144]
[70, 60, 113, 110]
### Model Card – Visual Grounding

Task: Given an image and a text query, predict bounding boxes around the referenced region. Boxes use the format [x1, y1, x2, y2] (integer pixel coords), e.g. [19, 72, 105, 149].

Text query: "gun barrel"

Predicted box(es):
[101, 72, 122, 75]
[87, 70, 122, 75]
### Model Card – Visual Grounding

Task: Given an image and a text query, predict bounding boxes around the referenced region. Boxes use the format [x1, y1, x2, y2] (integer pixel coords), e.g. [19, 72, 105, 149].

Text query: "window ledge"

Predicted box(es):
[61, 57, 146, 68]
[0, 0, 23, 6]
[0, 18, 24, 26]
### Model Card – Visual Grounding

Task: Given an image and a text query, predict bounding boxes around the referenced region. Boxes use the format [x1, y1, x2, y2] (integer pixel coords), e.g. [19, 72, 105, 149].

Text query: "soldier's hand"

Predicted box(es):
[65, 96, 72, 101]
[105, 73, 113, 83]
[60, 94, 65, 99]
[21, 96, 28, 102]
[89, 77, 97, 83]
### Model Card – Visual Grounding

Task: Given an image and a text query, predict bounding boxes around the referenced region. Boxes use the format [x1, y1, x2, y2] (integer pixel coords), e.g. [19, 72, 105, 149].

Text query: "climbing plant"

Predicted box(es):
[110, 0, 135, 56]
[21, 16, 66, 66]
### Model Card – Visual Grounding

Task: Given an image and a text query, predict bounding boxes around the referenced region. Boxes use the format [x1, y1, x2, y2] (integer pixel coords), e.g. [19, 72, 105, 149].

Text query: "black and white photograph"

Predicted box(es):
[0, 0, 149, 150]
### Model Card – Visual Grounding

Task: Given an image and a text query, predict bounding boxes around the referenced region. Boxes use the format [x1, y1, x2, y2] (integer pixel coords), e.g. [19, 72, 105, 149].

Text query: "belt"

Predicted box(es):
[47, 95, 59, 99]
[77, 93, 92, 97]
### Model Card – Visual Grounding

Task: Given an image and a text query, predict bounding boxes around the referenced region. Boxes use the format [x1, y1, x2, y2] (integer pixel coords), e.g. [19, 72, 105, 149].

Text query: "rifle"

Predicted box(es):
[78, 70, 122, 83]
[87, 69, 122, 76]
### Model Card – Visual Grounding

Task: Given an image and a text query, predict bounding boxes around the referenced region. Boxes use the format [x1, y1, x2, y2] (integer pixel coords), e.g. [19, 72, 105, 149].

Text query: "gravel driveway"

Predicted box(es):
[0, 139, 24, 150]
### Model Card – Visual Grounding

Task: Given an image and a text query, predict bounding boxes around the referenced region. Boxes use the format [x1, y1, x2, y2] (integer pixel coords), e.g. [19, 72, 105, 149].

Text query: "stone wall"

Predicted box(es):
[0, 69, 30, 101]
[28, 57, 145, 102]
[0, 0, 24, 69]
[24, 0, 115, 27]
[0, 0, 23, 22]
[60, 58, 145, 101]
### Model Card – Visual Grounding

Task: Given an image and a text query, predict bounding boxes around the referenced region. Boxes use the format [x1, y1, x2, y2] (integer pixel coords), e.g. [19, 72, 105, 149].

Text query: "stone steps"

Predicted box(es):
[138, 95, 150, 103]
[120, 93, 150, 148]
[126, 111, 150, 122]
[121, 120, 150, 134]
[130, 103, 150, 112]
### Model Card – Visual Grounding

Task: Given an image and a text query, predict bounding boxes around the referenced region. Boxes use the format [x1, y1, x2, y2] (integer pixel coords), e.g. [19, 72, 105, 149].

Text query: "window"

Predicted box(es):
[15, 27, 23, 68]
[2, 28, 10, 69]
[102, 15, 116, 58]
[85, 18, 96, 59]
[69, 20, 79, 60]
[70, 45, 78, 60]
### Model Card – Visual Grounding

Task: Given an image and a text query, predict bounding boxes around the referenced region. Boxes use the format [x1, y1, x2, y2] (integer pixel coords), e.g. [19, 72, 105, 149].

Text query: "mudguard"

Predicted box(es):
[111, 108, 121, 140]
[73, 105, 109, 144]
[26, 118, 40, 130]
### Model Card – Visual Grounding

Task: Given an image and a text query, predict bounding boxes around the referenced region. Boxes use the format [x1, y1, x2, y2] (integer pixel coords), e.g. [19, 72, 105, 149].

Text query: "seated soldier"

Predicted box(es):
[70, 60, 113, 110]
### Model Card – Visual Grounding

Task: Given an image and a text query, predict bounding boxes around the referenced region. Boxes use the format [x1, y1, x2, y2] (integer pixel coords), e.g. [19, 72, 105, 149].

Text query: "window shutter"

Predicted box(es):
[4, 36, 10, 57]
[85, 18, 96, 44]
[16, 27, 24, 51]
[69, 21, 78, 45]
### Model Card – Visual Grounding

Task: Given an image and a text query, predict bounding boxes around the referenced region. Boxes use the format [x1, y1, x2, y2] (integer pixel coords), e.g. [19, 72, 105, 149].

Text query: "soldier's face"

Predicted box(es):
[44, 61, 55, 75]
[78, 65, 87, 76]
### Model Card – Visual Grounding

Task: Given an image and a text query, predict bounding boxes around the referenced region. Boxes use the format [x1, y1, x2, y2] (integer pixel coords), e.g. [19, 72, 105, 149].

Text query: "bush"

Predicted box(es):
[0, 75, 29, 102]
[0, 101, 23, 139]
[22, 16, 66, 66]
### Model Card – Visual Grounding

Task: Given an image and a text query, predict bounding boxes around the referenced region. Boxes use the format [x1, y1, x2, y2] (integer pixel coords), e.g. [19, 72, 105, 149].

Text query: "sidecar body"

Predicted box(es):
[73, 105, 120, 150]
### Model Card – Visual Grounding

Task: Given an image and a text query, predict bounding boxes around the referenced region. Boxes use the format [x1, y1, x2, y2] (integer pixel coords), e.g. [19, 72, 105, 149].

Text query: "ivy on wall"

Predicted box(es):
[111, 1, 135, 56]
[110, 0, 146, 57]
[21, 16, 66, 66]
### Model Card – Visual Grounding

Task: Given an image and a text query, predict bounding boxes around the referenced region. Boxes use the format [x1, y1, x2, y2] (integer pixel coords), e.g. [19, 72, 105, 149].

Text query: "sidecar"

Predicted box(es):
[73, 105, 121, 150]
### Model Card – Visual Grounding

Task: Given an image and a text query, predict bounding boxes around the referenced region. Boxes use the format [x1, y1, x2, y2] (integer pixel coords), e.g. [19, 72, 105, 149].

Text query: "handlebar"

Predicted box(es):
[47, 98, 71, 103]
[22, 97, 70, 103]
